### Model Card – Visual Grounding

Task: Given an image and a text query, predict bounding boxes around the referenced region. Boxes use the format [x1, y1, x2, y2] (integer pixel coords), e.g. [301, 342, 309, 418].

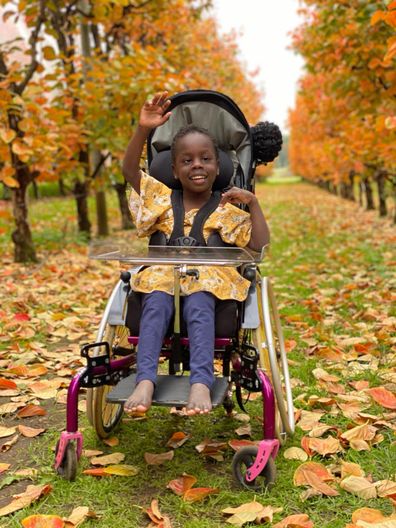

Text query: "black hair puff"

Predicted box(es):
[251, 121, 283, 165]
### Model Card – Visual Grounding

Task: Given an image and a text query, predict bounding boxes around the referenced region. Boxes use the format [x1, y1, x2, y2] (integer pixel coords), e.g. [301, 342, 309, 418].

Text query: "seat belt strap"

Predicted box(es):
[168, 190, 222, 246]
[188, 191, 222, 246]
[169, 190, 185, 243]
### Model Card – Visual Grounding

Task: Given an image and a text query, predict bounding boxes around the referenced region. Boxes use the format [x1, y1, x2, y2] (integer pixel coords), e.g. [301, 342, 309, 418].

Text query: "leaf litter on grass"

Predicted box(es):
[0, 182, 395, 526]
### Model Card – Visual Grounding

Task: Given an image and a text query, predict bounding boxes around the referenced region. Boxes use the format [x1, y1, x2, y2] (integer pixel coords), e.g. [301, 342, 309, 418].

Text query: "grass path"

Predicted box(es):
[0, 180, 395, 527]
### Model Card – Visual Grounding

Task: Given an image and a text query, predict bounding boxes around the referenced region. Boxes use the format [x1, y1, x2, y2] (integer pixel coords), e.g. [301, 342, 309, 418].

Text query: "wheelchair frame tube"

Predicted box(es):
[261, 277, 295, 435]
[66, 356, 134, 433]
[257, 369, 276, 440]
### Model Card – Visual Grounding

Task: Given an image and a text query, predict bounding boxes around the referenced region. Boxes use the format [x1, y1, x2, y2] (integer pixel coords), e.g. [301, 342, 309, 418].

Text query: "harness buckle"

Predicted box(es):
[173, 236, 199, 247]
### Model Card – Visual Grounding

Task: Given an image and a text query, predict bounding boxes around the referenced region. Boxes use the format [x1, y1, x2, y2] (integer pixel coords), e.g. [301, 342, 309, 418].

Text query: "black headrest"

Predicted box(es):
[149, 149, 234, 191]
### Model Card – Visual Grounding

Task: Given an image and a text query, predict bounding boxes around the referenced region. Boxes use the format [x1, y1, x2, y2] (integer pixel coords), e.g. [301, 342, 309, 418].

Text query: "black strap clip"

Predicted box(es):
[79, 342, 112, 388]
[173, 236, 199, 247]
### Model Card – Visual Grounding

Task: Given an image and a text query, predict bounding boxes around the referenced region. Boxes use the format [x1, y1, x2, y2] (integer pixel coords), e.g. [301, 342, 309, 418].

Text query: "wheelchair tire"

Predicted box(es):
[232, 446, 276, 490]
[253, 276, 295, 440]
[55, 441, 78, 481]
[90, 322, 133, 438]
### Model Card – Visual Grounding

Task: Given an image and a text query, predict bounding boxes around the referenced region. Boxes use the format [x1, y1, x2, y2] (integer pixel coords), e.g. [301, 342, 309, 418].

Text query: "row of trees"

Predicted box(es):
[289, 1, 396, 221]
[0, 0, 266, 262]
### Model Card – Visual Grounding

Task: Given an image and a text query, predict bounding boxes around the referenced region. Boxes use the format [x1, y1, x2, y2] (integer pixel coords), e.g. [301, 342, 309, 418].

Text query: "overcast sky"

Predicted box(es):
[212, 0, 305, 130]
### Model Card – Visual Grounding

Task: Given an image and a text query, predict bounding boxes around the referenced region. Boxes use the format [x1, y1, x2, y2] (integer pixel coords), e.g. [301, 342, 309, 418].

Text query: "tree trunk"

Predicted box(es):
[358, 181, 364, 207]
[393, 180, 396, 224]
[113, 182, 134, 230]
[363, 177, 375, 210]
[347, 170, 355, 201]
[59, 176, 67, 196]
[73, 179, 91, 236]
[339, 182, 348, 199]
[329, 181, 337, 195]
[11, 176, 37, 263]
[92, 150, 109, 236]
[32, 179, 39, 199]
[376, 170, 387, 217]
[95, 189, 109, 236]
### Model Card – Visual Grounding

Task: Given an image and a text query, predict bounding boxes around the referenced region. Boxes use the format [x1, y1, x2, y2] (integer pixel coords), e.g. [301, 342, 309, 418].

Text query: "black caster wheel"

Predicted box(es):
[232, 446, 276, 491]
[55, 441, 78, 481]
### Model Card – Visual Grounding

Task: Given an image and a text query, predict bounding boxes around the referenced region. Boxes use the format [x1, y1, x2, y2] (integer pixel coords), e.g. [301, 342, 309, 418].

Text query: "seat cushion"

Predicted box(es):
[125, 291, 238, 339]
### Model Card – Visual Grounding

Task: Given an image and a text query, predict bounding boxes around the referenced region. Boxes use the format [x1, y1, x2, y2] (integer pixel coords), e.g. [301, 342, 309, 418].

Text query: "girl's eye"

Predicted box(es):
[183, 159, 191, 164]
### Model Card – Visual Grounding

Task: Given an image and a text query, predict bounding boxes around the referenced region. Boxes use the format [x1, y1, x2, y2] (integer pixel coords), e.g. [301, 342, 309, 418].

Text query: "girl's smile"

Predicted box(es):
[172, 132, 219, 197]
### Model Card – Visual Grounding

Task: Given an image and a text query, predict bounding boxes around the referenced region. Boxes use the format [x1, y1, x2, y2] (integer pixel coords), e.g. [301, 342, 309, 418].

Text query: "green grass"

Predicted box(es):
[1, 176, 395, 527]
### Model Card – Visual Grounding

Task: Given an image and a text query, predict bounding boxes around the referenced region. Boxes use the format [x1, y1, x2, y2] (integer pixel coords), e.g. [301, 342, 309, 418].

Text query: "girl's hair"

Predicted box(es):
[171, 124, 219, 162]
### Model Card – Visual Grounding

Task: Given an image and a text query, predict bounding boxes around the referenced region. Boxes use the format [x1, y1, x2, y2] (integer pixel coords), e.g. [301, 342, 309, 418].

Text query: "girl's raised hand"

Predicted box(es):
[219, 187, 258, 207]
[139, 91, 172, 130]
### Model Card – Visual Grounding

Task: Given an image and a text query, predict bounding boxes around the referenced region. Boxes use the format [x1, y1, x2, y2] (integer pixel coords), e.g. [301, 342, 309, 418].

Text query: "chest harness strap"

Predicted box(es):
[168, 189, 222, 247]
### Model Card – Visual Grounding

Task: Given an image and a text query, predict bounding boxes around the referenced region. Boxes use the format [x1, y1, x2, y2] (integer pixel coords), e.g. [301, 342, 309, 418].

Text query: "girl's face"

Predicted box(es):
[172, 132, 219, 195]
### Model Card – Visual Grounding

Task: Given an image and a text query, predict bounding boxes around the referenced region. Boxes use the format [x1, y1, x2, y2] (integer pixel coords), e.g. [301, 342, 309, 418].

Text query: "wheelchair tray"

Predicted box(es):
[89, 242, 263, 266]
[107, 374, 229, 408]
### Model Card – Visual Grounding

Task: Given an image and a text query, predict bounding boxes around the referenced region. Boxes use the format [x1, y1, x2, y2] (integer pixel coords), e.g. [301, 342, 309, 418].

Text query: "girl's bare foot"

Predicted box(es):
[124, 380, 154, 413]
[186, 383, 212, 415]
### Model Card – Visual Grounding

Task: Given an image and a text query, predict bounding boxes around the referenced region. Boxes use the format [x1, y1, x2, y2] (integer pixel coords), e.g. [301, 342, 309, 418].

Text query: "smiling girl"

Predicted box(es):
[122, 91, 269, 415]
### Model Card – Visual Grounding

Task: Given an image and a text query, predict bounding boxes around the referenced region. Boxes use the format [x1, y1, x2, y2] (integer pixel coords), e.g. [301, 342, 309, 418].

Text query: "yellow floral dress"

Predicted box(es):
[128, 172, 253, 301]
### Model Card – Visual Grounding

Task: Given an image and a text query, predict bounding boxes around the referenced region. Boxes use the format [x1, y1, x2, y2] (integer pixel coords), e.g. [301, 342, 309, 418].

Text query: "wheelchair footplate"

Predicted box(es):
[107, 374, 229, 408]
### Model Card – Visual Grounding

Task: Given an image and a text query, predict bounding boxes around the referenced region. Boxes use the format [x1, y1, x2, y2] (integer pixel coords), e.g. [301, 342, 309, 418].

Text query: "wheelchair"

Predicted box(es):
[54, 90, 295, 489]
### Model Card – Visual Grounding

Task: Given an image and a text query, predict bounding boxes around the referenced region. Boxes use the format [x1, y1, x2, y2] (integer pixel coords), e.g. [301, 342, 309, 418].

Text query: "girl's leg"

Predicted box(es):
[125, 291, 174, 412]
[182, 291, 216, 414]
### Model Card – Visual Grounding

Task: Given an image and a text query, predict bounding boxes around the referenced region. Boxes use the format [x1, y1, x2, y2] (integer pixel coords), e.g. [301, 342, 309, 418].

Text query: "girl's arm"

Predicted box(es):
[122, 92, 171, 194]
[219, 187, 270, 251]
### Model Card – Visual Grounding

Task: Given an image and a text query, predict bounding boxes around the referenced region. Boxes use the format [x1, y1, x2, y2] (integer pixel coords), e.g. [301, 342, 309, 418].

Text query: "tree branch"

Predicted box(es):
[16, 0, 46, 95]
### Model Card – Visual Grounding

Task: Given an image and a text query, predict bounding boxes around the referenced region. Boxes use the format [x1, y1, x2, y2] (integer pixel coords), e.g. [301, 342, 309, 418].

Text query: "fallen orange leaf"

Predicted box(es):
[1, 433, 19, 452]
[222, 501, 283, 525]
[195, 439, 227, 460]
[102, 464, 139, 476]
[82, 468, 109, 477]
[63, 506, 98, 527]
[90, 452, 125, 466]
[228, 439, 259, 452]
[167, 473, 197, 496]
[294, 461, 335, 486]
[0, 484, 52, 517]
[144, 499, 172, 527]
[0, 463, 11, 474]
[283, 447, 308, 462]
[300, 436, 313, 456]
[307, 436, 343, 456]
[166, 431, 189, 449]
[21, 514, 64, 528]
[146, 499, 163, 524]
[367, 387, 396, 410]
[340, 475, 377, 499]
[18, 425, 46, 438]
[144, 451, 174, 465]
[341, 422, 377, 443]
[0, 377, 17, 390]
[351, 507, 386, 523]
[340, 461, 365, 479]
[17, 404, 46, 418]
[183, 487, 219, 503]
[102, 436, 119, 447]
[0, 425, 16, 438]
[273, 513, 314, 528]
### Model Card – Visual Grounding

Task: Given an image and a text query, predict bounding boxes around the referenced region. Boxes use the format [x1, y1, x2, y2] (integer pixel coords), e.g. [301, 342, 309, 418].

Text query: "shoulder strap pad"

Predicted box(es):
[169, 190, 185, 243]
[168, 190, 222, 246]
[189, 191, 222, 246]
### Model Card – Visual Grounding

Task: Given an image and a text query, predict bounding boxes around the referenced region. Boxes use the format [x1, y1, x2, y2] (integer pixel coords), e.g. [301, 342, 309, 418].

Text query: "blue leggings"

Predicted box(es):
[136, 291, 215, 389]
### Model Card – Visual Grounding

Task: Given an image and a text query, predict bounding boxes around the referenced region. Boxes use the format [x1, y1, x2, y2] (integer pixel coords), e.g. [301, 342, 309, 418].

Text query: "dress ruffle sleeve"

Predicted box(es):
[215, 204, 252, 247]
[128, 171, 172, 238]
